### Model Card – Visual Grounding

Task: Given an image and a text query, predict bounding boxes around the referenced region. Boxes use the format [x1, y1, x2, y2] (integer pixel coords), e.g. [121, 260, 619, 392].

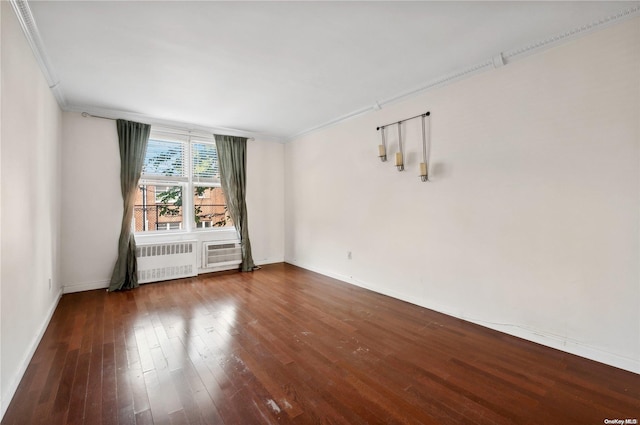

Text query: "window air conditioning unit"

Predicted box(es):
[202, 240, 242, 271]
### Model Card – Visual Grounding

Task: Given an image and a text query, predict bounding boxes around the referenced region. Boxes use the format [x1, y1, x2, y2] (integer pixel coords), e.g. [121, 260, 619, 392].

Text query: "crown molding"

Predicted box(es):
[9, 0, 66, 108]
[287, 105, 375, 141]
[65, 105, 283, 144]
[11, 0, 281, 142]
[503, 4, 640, 61]
[11, 0, 639, 143]
[288, 4, 640, 142]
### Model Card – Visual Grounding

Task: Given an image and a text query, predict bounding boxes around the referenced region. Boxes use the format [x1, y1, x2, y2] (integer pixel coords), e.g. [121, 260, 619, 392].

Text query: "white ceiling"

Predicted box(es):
[26, 1, 640, 140]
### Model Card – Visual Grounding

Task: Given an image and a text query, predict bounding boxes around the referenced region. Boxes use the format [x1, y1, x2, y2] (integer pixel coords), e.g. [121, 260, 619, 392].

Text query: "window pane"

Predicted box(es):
[136, 131, 232, 233]
[192, 142, 219, 183]
[142, 139, 186, 178]
[193, 186, 232, 228]
[134, 185, 184, 232]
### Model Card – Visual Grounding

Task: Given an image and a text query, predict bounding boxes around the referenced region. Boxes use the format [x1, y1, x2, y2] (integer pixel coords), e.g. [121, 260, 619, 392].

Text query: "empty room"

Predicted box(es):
[1, 1, 639, 424]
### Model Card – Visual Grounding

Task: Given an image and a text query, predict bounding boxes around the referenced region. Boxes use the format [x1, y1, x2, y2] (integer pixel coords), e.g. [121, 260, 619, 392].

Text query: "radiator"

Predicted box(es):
[136, 240, 198, 283]
[202, 240, 242, 270]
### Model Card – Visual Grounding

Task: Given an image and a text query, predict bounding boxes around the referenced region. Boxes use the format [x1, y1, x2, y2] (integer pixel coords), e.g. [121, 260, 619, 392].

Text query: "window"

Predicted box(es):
[193, 186, 229, 228]
[141, 139, 185, 178]
[154, 185, 179, 204]
[133, 131, 232, 233]
[134, 184, 183, 232]
[192, 142, 219, 183]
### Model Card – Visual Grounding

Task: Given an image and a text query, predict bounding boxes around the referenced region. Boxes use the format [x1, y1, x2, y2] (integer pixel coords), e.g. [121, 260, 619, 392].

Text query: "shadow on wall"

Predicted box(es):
[429, 162, 451, 180]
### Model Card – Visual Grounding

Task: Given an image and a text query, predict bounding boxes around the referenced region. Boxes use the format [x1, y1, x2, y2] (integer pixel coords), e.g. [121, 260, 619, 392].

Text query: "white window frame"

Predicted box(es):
[136, 130, 230, 235]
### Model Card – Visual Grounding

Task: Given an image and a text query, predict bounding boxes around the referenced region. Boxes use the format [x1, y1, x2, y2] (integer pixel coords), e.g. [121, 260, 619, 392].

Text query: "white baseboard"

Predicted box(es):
[1, 288, 63, 419]
[286, 259, 639, 375]
[255, 257, 285, 266]
[63, 279, 109, 293]
[464, 317, 640, 374]
[197, 257, 284, 275]
[62, 259, 285, 293]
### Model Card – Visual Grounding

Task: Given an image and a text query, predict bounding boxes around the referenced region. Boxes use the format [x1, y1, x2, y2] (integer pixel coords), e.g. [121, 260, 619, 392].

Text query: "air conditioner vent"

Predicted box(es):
[208, 243, 237, 250]
[203, 240, 242, 269]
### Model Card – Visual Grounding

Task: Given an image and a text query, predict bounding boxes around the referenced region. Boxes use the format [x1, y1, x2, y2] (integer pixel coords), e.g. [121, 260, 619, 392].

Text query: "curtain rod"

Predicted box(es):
[376, 111, 430, 131]
[81, 112, 255, 140]
[82, 112, 115, 121]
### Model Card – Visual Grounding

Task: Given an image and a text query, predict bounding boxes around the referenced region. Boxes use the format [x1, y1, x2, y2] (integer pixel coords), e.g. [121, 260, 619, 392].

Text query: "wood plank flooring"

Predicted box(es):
[2, 263, 638, 424]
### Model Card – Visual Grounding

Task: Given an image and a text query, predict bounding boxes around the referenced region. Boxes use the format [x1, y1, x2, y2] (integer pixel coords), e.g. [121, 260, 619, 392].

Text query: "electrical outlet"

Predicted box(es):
[347, 251, 352, 260]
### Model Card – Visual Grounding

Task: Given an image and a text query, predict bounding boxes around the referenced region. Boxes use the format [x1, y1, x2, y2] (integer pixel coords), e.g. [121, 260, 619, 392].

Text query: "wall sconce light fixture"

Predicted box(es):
[420, 112, 430, 182]
[396, 123, 404, 171]
[378, 126, 387, 162]
[376, 110, 431, 176]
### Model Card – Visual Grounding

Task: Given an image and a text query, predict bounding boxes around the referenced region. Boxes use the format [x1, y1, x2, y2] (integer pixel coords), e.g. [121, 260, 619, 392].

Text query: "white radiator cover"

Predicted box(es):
[136, 240, 198, 283]
[202, 240, 242, 270]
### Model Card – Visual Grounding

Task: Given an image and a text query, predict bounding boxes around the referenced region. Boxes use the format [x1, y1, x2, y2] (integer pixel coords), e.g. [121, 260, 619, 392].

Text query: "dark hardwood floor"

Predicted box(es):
[2, 263, 638, 424]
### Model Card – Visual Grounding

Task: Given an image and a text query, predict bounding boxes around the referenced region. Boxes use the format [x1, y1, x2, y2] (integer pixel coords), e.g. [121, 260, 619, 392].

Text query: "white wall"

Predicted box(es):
[0, 2, 4, 413]
[60, 112, 285, 292]
[285, 17, 640, 373]
[60, 113, 121, 292]
[246, 137, 285, 266]
[1, 2, 62, 416]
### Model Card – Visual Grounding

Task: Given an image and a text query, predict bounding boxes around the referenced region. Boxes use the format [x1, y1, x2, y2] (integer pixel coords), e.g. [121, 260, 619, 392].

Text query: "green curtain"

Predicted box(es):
[215, 134, 257, 272]
[108, 119, 151, 291]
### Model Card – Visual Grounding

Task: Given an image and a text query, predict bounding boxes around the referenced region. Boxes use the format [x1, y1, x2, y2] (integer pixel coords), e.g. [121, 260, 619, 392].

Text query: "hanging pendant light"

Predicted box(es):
[396, 122, 404, 171]
[419, 112, 430, 182]
[378, 126, 387, 162]
[375, 111, 431, 176]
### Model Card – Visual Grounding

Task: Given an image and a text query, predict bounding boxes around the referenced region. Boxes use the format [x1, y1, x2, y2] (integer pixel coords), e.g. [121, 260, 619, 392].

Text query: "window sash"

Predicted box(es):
[141, 138, 187, 180]
[136, 130, 227, 234]
[133, 183, 186, 233]
[192, 140, 220, 184]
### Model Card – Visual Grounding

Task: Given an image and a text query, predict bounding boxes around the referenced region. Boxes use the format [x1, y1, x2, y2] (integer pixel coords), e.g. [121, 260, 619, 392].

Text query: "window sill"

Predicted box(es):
[134, 227, 237, 245]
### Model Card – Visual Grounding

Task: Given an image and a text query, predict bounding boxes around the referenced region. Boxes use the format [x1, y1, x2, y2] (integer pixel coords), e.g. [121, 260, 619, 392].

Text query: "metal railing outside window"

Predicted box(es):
[133, 204, 230, 232]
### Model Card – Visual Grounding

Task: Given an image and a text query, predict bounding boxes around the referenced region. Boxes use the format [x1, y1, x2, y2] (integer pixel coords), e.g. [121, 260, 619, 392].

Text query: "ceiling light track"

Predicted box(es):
[10, 0, 66, 107]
